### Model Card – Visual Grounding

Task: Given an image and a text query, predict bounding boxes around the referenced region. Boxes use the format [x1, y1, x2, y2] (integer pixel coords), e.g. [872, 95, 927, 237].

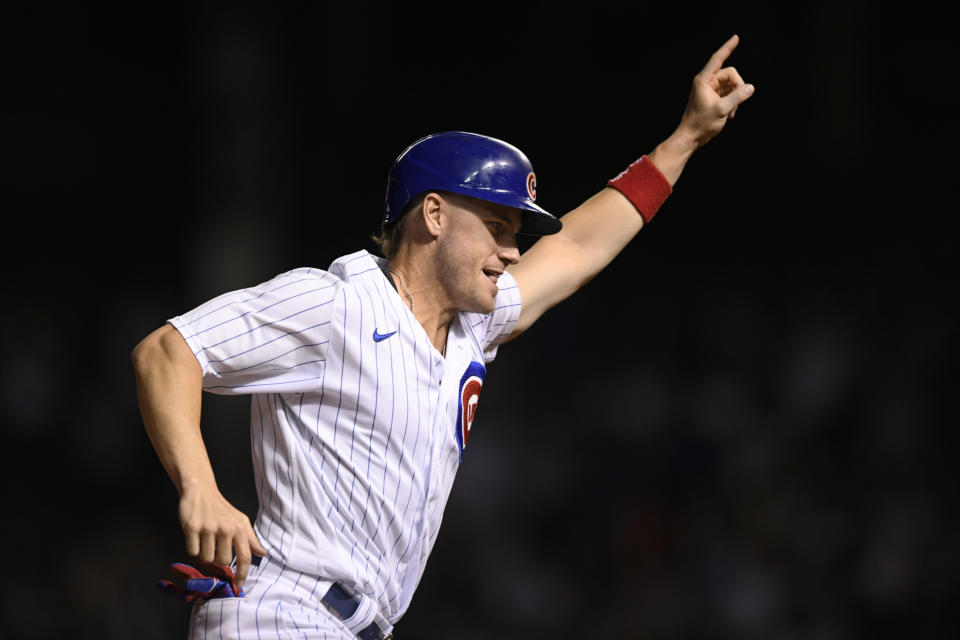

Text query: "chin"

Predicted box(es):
[461, 288, 497, 315]
[479, 283, 499, 313]
[448, 270, 498, 314]
[462, 297, 495, 315]
[477, 298, 496, 314]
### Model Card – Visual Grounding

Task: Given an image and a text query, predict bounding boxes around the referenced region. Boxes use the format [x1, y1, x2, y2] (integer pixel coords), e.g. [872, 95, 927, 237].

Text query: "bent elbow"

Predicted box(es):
[132, 324, 187, 376]
[131, 332, 160, 376]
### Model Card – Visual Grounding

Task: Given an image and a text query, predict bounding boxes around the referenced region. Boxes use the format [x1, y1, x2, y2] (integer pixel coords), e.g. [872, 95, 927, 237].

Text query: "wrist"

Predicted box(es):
[663, 124, 702, 157]
[606, 155, 673, 224]
[177, 469, 218, 496]
[647, 127, 699, 185]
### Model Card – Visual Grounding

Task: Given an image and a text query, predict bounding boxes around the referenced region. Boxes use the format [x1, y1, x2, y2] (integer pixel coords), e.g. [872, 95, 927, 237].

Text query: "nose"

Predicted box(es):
[499, 236, 520, 266]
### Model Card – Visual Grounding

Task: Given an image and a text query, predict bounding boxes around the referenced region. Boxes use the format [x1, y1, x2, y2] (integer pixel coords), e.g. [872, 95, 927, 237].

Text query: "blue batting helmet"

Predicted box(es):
[383, 131, 562, 236]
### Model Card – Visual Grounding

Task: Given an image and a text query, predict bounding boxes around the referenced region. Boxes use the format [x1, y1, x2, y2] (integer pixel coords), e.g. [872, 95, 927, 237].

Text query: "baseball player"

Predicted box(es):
[133, 35, 754, 639]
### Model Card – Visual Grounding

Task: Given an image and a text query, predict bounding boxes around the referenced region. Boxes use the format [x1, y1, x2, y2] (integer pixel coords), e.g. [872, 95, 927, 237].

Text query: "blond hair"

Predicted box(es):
[370, 194, 422, 259]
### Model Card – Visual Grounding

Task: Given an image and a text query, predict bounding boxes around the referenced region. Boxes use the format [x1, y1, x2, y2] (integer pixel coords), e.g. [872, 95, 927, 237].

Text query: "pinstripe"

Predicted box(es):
[282, 608, 309, 640]
[177, 250, 522, 633]
[255, 558, 288, 640]
[272, 396, 290, 557]
[307, 289, 338, 454]
[214, 354, 328, 376]
[274, 602, 282, 639]
[375, 303, 416, 562]
[390, 349, 436, 603]
[288, 571, 304, 638]
[369, 284, 417, 593]
[262, 395, 286, 557]
[254, 395, 274, 548]
[342, 287, 366, 534]
[180, 273, 330, 328]
[386, 305, 425, 551]
[437, 444, 461, 513]
[350, 282, 381, 552]
[205, 375, 326, 392]
[264, 396, 279, 525]
[326, 291, 352, 520]
[206, 324, 331, 368]
[303, 573, 323, 607]
[235, 575, 241, 639]
[461, 314, 484, 356]
[184, 283, 337, 341]
[378, 306, 430, 605]
[364, 277, 397, 576]
[313, 288, 344, 480]
[195, 297, 336, 349]
[346, 265, 380, 277]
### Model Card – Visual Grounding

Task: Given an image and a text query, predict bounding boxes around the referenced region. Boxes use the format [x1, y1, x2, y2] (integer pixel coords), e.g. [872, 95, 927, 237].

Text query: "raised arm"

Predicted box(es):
[132, 323, 266, 586]
[506, 35, 755, 338]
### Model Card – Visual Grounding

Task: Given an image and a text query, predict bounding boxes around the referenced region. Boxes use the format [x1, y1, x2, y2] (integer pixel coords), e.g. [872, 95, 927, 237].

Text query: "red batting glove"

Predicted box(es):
[157, 559, 244, 603]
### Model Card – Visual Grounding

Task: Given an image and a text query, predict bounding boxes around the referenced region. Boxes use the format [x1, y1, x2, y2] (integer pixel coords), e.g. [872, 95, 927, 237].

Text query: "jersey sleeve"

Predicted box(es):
[464, 270, 522, 364]
[168, 268, 342, 395]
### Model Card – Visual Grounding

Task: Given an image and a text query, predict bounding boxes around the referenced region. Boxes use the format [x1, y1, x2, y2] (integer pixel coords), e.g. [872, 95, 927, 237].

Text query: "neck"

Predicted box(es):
[388, 252, 455, 355]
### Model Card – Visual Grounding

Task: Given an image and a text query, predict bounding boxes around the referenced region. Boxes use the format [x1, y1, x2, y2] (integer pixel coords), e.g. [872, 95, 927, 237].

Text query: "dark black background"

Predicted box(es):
[2, 2, 957, 638]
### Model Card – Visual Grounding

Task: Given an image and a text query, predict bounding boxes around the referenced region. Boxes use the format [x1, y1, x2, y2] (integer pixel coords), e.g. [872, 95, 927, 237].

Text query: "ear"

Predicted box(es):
[421, 192, 444, 238]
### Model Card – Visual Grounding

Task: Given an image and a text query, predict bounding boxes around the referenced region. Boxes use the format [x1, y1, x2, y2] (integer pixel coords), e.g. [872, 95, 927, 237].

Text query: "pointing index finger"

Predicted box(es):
[701, 34, 740, 75]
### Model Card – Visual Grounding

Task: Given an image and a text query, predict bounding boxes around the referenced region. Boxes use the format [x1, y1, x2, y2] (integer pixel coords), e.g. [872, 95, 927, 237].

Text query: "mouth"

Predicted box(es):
[482, 268, 501, 287]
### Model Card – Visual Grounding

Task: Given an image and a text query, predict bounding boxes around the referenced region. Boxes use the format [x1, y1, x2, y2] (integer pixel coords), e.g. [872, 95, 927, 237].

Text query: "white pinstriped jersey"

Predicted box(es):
[169, 250, 522, 623]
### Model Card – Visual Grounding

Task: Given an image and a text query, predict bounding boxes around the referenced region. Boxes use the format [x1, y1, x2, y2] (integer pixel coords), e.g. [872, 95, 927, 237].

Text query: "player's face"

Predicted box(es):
[435, 195, 521, 314]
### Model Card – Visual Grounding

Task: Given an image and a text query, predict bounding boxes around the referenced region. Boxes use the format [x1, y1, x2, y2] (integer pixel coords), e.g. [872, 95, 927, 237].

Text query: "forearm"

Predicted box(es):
[132, 325, 215, 495]
[647, 125, 701, 187]
[550, 131, 689, 278]
[508, 146, 678, 334]
[551, 187, 646, 280]
[133, 324, 266, 575]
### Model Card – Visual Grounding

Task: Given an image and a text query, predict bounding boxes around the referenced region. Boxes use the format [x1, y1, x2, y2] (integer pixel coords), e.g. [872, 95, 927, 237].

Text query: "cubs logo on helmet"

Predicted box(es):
[455, 361, 486, 462]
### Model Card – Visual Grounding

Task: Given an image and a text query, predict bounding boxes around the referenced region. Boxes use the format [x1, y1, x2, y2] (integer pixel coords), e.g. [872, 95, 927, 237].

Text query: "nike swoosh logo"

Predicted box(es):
[373, 328, 397, 342]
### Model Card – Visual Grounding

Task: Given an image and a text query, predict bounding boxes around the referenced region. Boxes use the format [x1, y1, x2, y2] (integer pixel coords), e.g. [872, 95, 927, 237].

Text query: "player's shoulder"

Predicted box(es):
[268, 250, 389, 311]
[268, 250, 380, 288]
[326, 249, 385, 282]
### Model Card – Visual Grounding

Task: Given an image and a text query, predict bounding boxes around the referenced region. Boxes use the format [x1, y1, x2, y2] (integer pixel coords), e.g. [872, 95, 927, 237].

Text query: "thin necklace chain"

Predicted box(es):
[389, 269, 414, 313]
[388, 268, 445, 356]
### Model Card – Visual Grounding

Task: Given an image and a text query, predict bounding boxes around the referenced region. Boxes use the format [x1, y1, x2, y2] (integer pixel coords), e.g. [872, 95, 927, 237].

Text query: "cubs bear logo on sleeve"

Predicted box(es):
[455, 361, 486, 462]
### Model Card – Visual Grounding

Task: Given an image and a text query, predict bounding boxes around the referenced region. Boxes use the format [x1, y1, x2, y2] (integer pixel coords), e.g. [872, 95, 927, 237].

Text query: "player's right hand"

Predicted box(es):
[178, 483, 267, 588]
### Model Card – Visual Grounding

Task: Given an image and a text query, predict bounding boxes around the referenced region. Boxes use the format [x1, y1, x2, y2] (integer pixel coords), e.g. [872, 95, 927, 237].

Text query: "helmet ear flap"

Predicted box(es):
[383, 174, 408, 227]
[383, 132, 561, 236]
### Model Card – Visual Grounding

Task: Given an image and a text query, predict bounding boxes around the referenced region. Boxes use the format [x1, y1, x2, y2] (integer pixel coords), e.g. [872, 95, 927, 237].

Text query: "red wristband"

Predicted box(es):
[606, 155, 672, 224]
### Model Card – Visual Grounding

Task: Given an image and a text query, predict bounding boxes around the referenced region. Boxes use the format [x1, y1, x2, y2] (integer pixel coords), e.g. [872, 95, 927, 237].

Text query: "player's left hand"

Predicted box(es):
[157, 559, 244, 603]
[678, 34, 755, 147]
